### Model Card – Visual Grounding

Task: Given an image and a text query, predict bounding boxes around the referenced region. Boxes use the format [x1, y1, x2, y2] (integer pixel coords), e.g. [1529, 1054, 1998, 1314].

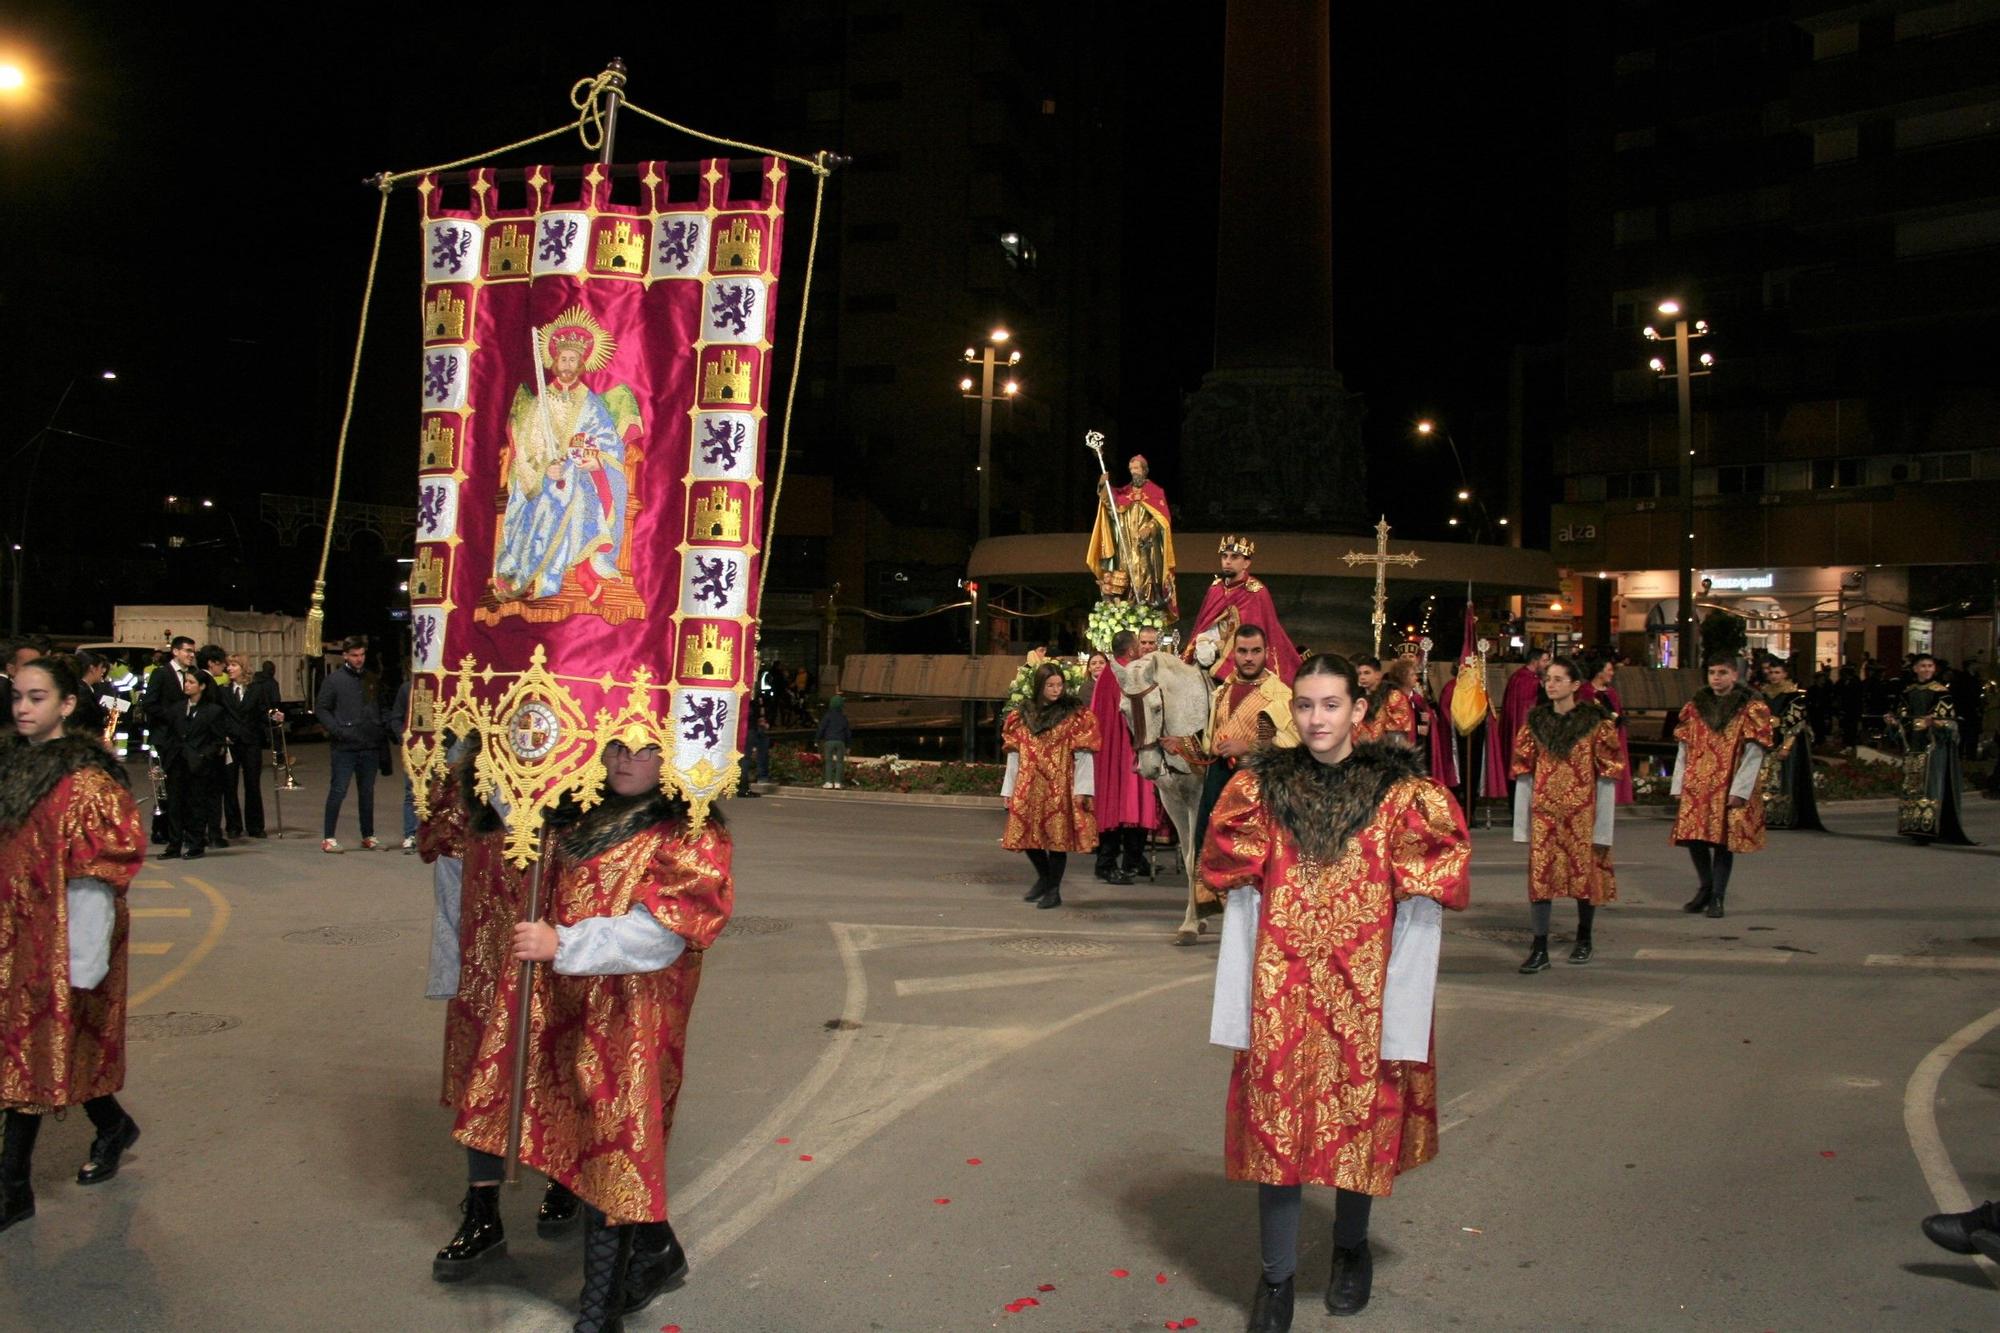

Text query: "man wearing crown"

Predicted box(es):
[1186, 536, 1301, 684]
[495, 306, 644, 608]
[1086, 454, 1178, 615]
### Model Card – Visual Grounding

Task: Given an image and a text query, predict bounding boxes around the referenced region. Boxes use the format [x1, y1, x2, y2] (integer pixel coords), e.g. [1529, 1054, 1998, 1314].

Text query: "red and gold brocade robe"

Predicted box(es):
[1198, 744, 1471, 1195]
[1510, 704, 1624, 905]
[420, 764, 532, 1104]
[0, 738, 145, 1112]
[456, 808, 734, 1225]
[1353, 687, 1416, 748]
[1002, 704, 1100, 853]
[1671, 688, 1776, 853]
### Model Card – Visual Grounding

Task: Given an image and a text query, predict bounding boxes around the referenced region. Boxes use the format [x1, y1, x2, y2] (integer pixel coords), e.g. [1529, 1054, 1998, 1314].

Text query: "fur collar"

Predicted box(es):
[1526, 701, 1609, 760]
[557, 790, 690, 861]
[1245, 740, 1427, 864]
[0, 734, 130, 832]
[1019, 692, 1085, 736]
[1692, 685, 1753, 733]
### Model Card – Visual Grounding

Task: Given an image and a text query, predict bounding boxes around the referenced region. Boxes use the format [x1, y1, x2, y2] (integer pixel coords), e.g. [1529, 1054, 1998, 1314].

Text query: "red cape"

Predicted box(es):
[1500, 667, 1543, 773]
[1088, 658, 1159, 830]
[1189, 577, 1301, 683]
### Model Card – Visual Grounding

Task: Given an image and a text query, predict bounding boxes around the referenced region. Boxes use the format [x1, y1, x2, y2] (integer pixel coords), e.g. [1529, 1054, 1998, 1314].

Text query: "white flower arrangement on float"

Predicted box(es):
[1002, 656, 1091, 717]
[1085, 599, 1170, 654]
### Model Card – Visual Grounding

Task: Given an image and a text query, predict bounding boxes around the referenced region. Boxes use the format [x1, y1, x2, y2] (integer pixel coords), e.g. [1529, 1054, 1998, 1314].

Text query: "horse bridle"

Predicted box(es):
[1124, 682, 1210, 775]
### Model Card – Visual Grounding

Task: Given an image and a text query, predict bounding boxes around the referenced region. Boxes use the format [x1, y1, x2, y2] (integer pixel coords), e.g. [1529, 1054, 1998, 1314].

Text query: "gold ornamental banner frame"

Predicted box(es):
[311, 61, 840, 862]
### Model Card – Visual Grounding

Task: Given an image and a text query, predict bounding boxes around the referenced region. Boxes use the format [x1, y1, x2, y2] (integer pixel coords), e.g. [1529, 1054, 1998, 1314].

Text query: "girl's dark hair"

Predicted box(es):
[1294, 653, 1361, 699]
[1547, 655, 1585, 685]
[16, 656, 82, 702]
[1031, 661, 1070, 696]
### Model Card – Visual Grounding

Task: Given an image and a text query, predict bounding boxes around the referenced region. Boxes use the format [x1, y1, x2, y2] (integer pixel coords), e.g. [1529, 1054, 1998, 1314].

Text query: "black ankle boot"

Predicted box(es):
[1248, 1274, 1294, 1331]
[1705, 889, 1726, 919]
[1683, 884, 1713, 913]
[0, 1176, 32, 1234]
[1326, 1241, 1373, 1315]
[76, 1113, 140, 1185]
[433, 1185, 506, 1281]
[1568, 936, 1594, 964]
[1519, 938, 1551, 974]
[1036, 886, 1063, 909]
[622, 1219, 688, 1313]
[1023, 875, 1052, 902]
[538, 1180, 581, 1238]
[575, 1208, 634, 1332]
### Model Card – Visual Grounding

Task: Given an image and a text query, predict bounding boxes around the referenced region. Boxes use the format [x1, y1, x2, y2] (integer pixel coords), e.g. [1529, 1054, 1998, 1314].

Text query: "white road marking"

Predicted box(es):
[1438, 983, 1670, 1133]
[677, 920, 1203, 1264]
[1902, 1004, 2000, 1291]
[894, 964, 1088, 997]
[1632, 947, 1793, 964]
[1867, 954, 2000, 972]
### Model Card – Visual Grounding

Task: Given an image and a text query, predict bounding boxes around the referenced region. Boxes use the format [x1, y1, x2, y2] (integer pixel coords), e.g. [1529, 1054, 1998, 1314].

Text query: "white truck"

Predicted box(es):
[85, 605, 314, 704]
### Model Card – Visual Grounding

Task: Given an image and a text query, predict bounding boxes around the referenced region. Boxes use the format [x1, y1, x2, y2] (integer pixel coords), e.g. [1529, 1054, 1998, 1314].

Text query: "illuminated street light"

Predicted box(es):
[1642, 299, 1713, 667]
[958, 329, 1023, 541]
[101, 370, 117, 380]
[990, 327, 1010, 343]
[1003, 380, 1019, 396]
[1456, 489, 1471, 501]
[0, 64, 25, 93]
[958, 376, 974, 391]
[1415, 419, 1434, 435]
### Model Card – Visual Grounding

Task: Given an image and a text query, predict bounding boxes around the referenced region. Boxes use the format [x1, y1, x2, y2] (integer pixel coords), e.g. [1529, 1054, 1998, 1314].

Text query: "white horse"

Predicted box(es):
[1114, 651, 1216, 945]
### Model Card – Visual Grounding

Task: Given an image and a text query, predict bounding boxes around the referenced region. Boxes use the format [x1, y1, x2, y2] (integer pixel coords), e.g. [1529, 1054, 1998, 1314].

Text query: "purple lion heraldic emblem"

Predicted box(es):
[657, 219, 696, 272]
[710, 283, 758, 336]
[681, 695, 731, 748]
[423, 354, 458, 402]
[700, 418, 747, 471]
[413, 616, 438, 663]
[690, 555, 738, 611]
[430, 226, 472, 275]
[418, 483, 448, 534]
[538, 218, 579, 265]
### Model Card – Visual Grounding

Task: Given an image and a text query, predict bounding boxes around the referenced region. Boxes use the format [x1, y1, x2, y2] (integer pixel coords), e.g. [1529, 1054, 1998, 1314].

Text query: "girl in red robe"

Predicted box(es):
[2, 658, 147, 1234]
[1510, 657, 1626, 973]
[419, 736, 580, 1284]
[1002, 663, 1100, 909]
[509, 740, 734, 1329]
[1578, 657, 1635, 805]
[1200, 654, 1471, 1327]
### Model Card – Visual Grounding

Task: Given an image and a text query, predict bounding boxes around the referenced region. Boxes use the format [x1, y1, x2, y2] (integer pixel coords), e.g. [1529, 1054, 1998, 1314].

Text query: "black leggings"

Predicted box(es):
[1259, 1182, 1373, 1283]
[2, 1096, 129, 1178]
[1686, 842, 1735, 895]
[1024, 849, 1068, 886]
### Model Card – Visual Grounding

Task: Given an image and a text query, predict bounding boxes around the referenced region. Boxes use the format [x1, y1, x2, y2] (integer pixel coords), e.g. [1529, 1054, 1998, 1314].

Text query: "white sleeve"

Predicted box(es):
[1381, 897, 1444, 1062]
[67, 877, 116, 990]
[1511, 773, 1532, 843]
[1001, 750, 1021, 798]
[1209, 887, 1260, 1050]
[1730, 742, 1766, 801]
[1072, 751, 1094, 797]
[426, 856, 464, 1000]
[1593, 778, 1616, 846]
[553, 906, 688, 976]
[1670, 742, 1688, 797]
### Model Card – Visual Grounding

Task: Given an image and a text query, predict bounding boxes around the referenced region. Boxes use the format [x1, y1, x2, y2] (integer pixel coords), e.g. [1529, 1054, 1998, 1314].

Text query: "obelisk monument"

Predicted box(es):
[1180, 0, 1366, 531]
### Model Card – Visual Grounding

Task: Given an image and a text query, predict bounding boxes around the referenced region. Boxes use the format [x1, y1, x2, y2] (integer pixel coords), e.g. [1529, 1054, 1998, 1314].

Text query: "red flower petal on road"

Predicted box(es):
[798, 1154, 813, 1161]
[1036, 1283, 1056, 1292]
[934, 1197, 951, 1205]
[1184, 1320, 1198, 1327]
[776, 1137, 791, 1144]
[662, 1326, 681, 1332]
[966, 1157, 983, 1165]
[1155, 1272, 1168, 1284]
[1111, 1268, 1129, 1278]
[1167, 1323, 1182, 1330]
[1819, 1150, 1836, 1158]
[1020, 1298, 1039, 1308]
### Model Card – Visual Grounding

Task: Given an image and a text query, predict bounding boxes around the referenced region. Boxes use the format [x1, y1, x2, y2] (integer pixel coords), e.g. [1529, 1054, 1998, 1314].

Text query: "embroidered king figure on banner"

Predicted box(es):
[493, 306, 644, 612]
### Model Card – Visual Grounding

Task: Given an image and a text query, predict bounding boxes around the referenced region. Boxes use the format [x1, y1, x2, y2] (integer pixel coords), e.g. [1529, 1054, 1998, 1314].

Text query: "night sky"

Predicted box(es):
[1, 3, 1566, 632]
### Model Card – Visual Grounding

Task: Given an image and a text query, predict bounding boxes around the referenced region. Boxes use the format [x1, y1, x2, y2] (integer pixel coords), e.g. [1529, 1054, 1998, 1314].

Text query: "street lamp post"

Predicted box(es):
[1644, 301, 1714, 670]
[958, 329, 1021, 542]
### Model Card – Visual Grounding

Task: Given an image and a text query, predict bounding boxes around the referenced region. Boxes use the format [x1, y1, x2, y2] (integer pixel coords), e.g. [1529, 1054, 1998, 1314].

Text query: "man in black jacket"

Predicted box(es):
[158, 668, 228, 859]
[315, 635, 384, 852]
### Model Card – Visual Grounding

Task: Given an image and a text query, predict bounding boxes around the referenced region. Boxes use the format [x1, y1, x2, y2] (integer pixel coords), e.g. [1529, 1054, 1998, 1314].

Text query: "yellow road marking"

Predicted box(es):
[132, 878, 175, 889]
[131, 942, 173, 956]
[130, 875, 231, 1009]
[131, 907, 193, 919]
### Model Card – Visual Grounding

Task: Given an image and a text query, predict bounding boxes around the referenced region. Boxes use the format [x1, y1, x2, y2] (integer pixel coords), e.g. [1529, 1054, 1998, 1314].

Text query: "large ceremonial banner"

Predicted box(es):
[405, 159, 788, 861]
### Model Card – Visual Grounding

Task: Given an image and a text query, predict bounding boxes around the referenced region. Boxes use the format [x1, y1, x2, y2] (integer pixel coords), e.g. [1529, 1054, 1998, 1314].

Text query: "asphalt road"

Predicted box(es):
[4, 753, 1998, 1332]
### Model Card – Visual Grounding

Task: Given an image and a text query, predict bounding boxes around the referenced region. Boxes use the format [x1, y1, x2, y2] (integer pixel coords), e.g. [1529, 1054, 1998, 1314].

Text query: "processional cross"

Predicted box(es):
[1341, 516, 1423, 657]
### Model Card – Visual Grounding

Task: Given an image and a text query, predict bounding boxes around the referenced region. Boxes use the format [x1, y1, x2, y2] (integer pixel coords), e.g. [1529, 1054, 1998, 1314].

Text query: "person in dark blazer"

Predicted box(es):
[157, 669, 228, 859]
[220, 654, 279, 837]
